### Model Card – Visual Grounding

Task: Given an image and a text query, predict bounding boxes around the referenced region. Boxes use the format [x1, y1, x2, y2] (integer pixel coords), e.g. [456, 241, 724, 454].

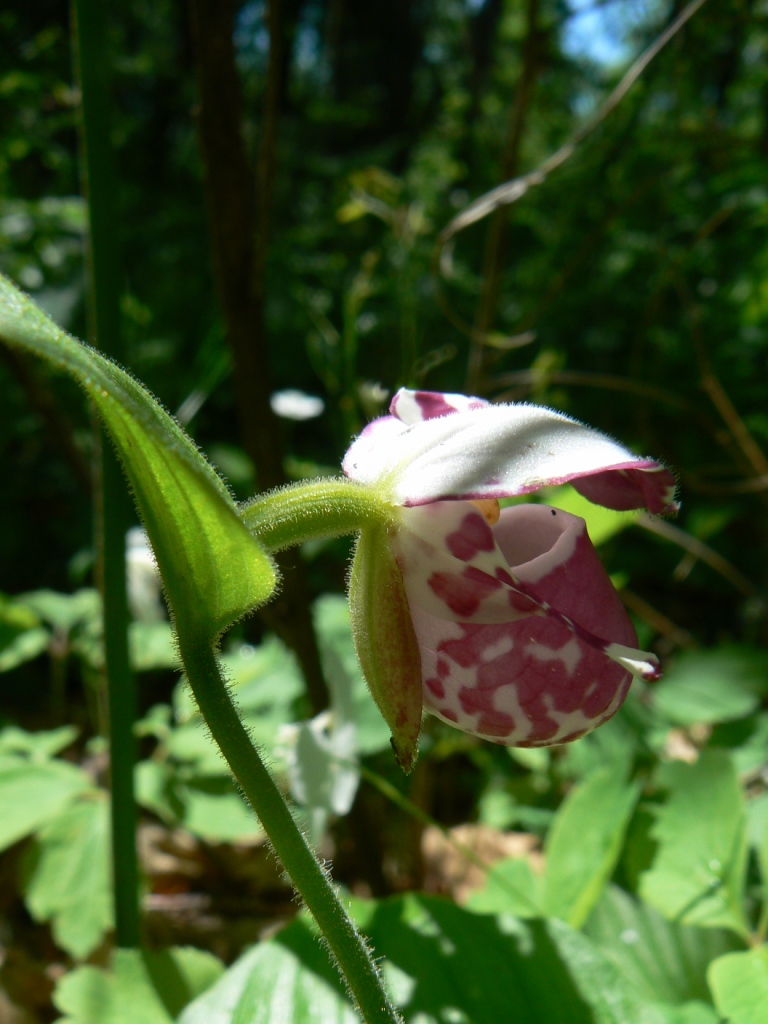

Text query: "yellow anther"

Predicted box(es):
[469, 499, 501, 526]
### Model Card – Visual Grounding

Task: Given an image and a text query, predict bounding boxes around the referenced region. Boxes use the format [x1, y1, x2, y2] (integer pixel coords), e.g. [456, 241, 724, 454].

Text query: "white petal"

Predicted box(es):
[390, 388, 489, 425]
[345, 401, 674, 512]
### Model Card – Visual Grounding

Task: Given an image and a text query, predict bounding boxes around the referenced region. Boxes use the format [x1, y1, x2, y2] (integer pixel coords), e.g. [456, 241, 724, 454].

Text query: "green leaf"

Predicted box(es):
[26, 794, 112, 959]
[0, 756, 91, 852]
[283, 716, 360, 847]
[0, 275, 275, 642]
[0, 593, 49, 672]
[653, 648, 768, 726]
[19, 588, 100, 634]
[585, 885, 743, 1006]
[182, 894, 681, 1024]
[541, 768, 640, 928]
[53, 947, 224, 1024]
[639, 751, 749, 936]
[178, 931, 359, 1024]
[708, 948, 768, 1024]
[466, 856, 543, 917]
[0, 624, 49, 671]
[180, 778, 262, 843]
[0, 724, 78, 758]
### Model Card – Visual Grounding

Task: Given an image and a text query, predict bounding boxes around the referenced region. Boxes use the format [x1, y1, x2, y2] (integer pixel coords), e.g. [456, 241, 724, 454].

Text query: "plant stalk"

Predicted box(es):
[179, 638, 402, 1024]
[72, 0, 141, 948]
[240, 478, 394, 552]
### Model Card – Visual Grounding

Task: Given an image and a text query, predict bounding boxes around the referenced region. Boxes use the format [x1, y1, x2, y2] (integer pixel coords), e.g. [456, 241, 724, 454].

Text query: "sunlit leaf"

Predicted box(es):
[53, 947, 224, 1024]
[182, 893, 686, 1024]
[708, 947, 768, 1024]
[585, 885, 743, 1006]
[0, 756, 91, 852]
[26, 794, 112, 959]
[541, 768, 640, 928]
[0, 275, 276, 642]
[653, 648, 768, 726]
[640, 751, 749, 936]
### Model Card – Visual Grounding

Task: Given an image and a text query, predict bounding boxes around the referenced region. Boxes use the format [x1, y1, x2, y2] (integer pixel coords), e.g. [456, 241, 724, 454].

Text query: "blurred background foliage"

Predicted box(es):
[2, 0, 768, 1021]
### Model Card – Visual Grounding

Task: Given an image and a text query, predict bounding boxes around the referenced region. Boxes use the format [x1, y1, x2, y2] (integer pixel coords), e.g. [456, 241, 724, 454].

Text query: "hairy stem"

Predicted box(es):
[179, 639, 402, 1024]
[240, 478, 395, 552]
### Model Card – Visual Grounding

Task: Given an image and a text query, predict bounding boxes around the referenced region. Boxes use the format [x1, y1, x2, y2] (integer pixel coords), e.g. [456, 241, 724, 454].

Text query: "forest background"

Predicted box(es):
[1, 0, 768, 1022]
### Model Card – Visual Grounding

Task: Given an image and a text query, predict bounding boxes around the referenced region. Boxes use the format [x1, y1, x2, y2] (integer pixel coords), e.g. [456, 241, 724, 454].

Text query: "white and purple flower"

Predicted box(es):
[344, 389, 677, 769]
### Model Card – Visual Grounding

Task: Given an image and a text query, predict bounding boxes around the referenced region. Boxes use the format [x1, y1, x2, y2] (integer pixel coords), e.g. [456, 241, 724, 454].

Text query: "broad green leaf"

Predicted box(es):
[708, 948, 768, 1024]
[135, 760, 263, 842]
[53, 947, 224, 1024]
[0, 725, 79, 758]
[466, 855, 543, 917]
[541, 768, 640, 928]
[640, 751, 749, 936]
[585, 885, 743, 1006]
[0, 756, 91, 852]
[178, 932, 358, 1024]
[26, 794, 112, 959]
[653, 648, 768, 726]
[0, 624, 49, 671]
[19, 588, 100, 634]
[182, 894, 680, 1024]
[0, 275, 275, 641]
[0, 593, 49, 671]
[181, 778, 263, 842]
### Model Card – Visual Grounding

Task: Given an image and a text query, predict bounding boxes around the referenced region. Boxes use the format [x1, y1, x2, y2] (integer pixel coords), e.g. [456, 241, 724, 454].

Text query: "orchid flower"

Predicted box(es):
[343, 388, 677, 771]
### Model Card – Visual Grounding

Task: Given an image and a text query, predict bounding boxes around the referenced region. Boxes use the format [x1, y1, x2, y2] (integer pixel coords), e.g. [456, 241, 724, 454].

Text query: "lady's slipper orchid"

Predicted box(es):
[344, 388, 677, 771]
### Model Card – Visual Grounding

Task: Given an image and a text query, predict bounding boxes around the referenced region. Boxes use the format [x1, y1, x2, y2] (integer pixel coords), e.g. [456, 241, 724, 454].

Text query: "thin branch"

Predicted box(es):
[636, 514, 761, 601]
[432, 0, 708, 346]
[439, 0, 707, 246]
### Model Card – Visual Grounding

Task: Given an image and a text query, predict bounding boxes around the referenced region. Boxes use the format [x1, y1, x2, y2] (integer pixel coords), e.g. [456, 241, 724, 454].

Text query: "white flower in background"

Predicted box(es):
[270, 389, 325, 421]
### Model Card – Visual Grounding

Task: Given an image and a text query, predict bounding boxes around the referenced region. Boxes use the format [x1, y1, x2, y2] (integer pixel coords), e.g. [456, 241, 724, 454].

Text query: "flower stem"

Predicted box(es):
[179, 636, 402, 1024]
[240, 478, 395, 552]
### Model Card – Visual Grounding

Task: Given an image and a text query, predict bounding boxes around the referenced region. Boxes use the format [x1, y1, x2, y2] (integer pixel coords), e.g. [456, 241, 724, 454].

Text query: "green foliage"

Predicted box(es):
[541, 768, 640, 928]
[26, 793, 112, 959]
[4, 1, 768, 1020]
[708, 947, 768, 1024]
[53, 947, 224, 1024]
[0, 746, 91, 853]
[653, 648, 768, 727]
[180, 894, 724, 1024]
[640, 751, 749, 936]
[585, 885, 743, 1006]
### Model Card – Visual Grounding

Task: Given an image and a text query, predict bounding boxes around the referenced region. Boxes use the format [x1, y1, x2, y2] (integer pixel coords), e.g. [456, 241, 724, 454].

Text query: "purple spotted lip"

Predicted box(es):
[345, 388, 676, 748]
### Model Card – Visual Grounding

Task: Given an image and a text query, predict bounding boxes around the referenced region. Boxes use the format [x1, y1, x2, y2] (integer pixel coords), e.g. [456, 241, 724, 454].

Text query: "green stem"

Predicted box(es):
[179, 637, 402, 1024]
[240, 478, 395, 552]
[72, 0, 140, 947]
